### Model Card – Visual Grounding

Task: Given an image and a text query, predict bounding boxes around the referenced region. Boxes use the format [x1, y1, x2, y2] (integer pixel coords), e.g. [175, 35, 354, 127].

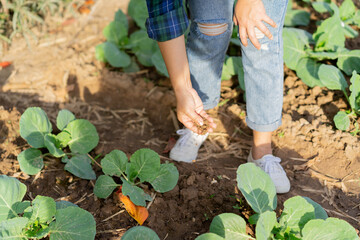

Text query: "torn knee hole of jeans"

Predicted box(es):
[198, 23, 228, 36]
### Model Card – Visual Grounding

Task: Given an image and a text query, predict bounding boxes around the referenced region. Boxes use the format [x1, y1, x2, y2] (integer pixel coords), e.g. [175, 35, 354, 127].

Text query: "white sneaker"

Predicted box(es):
[169, 128, 208, 163]
[248, 151, 290, 194]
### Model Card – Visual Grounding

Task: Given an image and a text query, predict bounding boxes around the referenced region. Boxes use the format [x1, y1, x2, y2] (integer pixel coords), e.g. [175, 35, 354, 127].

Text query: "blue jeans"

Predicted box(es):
[186, 0, 288, 132]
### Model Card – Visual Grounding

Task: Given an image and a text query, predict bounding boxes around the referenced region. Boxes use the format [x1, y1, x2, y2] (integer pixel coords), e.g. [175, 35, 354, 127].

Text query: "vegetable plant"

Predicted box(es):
[196, 163, 359, 240]
[332, 71, 360, 134]
[121, 226, 160, 240]
[93, 148, 179, 224]
[0, 175, 96, 239]
[282, 0, 360, 133]
[95, 5, 169, 76]
[18, 107, 99, 180]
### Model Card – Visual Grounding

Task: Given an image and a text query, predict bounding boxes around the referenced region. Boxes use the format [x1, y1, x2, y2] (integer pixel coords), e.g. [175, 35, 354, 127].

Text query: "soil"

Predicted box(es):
[0, 0, 359, 239]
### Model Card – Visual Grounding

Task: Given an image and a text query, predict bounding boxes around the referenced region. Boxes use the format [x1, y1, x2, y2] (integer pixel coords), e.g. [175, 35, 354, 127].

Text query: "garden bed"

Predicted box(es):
[0, 0, 359, 239]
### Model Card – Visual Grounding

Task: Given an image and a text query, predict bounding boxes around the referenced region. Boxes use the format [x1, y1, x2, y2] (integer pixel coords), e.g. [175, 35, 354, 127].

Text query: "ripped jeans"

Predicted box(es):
[186, 0, 288, 132]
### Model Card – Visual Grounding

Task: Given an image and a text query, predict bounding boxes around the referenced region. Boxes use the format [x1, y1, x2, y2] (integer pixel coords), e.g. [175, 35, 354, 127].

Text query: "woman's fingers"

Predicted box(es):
[233, 16, 238, 26]
[247, 25, 261, 50]
[239, 26, 248, 46]
[263, 15, 277, 28]
[256, 22, 273, 40]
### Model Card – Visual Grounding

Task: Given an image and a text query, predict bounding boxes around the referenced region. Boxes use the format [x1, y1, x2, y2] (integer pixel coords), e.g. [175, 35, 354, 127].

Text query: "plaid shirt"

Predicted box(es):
[146, 0, 189, 42]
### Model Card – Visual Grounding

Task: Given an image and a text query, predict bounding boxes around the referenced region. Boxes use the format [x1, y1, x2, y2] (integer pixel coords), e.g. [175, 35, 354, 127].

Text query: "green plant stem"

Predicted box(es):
[87, 153, 102, 169]
[343, 90, 351, 107]
[41, 153, 52, 158]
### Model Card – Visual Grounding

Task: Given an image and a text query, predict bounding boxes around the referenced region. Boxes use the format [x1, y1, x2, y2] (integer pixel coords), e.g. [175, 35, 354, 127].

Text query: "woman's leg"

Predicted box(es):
[240, 0, 288, 156]
[240, 0, 290, 193]
[186, 0, 235, 110]
[169, 0, 235, 162]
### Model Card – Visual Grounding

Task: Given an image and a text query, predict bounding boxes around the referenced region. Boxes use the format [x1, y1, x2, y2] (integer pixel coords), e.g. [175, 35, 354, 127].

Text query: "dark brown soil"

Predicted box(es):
[0, 1, 359, 239]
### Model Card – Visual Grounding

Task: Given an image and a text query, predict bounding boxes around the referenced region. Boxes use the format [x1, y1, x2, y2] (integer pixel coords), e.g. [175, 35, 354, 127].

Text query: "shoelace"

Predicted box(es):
[176, 129, 192, 147]
[259, 156, 283, 174]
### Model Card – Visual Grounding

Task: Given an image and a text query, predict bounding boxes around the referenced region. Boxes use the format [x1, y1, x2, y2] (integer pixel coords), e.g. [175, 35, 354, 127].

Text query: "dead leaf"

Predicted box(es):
[163, 137, 176, 154]
[116, 188, 149, 225]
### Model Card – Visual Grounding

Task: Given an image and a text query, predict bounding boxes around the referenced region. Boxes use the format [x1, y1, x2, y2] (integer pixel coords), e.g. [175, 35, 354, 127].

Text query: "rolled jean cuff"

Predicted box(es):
[203, 100, 219, 111]
[246, 117, 282, 132]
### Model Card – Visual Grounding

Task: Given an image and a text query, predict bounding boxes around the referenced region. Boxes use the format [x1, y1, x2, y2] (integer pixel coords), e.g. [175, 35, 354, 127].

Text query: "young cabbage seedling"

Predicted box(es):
[196, 163, 359, 240]
[333, 71, 360, 134]
[93, 148, 179, 224]
[0, 175, 96, 239]
[18, 107, 99, 180]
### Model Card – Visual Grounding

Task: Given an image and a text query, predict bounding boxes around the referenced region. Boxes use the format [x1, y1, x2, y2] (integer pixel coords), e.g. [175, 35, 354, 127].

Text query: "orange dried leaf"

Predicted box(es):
[78, 6, 91, 14]
[84, 0, 95, 5]
[0, 62, 11, 68]
[116, 188, 149, 225]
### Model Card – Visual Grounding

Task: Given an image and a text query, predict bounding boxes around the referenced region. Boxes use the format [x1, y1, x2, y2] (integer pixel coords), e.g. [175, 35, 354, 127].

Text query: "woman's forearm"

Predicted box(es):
[157, 35, 191, 94]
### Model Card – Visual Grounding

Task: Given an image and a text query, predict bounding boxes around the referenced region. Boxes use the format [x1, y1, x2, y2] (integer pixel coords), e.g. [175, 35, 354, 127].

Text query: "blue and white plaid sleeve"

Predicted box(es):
[145, 0, 189, 42]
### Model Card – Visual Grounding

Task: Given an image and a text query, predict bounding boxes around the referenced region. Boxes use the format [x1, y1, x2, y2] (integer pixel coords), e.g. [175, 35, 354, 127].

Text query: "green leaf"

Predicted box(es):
[129, 30, 158, 67]
[49, 207, 96, 240]
[122, 179, 152, 207]
[64, 154, 96, 180]
[237, 163, 277, 213]
[343, 24, 358, 38]
[149, 163, 179, 193]
[303, 197, 328, 220]
[248, 213, 259, 225]
[56, 109, 75, 131]
[13, 201, 30, 215]
[336, 50, 360, 76]
[103, 41, 131, 68]
[129, 148, 161, 182]
[0, 217, 28, 239]
[313, 16, 345, 51]
[296, 57, 324, 88]
[121, 226, 160, 240]
[127, 0, 148, 29]
[349, 71, 360, 111]
[221, 56, 243, 81]
[101, 150, 128, 177]
[256, 211, 277, 240]
[318, 64, 348, 91]
[283, 28, 308, 70]
[279, 196, 315, 233]
[285, 10, 310, 27]
[128, 30, 149, 48]
[209, 213, 249, 239]
[123, 60, 140, 73]
[333, 111, 350, 131]
[306, 50, 338, 61]
[302, 218, 358, 240]
[44, 134, 65, 158]
[93, 175, 118, 198]
[0, 175, 27, 221]
[196, 233, 224, 240]
[151, 50, 169, 77]
[312, 2, 332, 13]
[114, 9, 128, 31]
[17, 148, 44, 175]
[20, 107, 52, 148]
[339, 0, 356, 21]
[95, 43, 107, 63]
[65, 119, 99, 154]
[56, 131, 71, 148]
[103, 21, 127, 45]
[24, 196, 56, 224]
[55, 201, 78, 210]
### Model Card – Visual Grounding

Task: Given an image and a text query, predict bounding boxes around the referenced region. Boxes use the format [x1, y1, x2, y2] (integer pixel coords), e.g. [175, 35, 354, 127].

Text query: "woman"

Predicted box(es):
[145, 0, 290, 193]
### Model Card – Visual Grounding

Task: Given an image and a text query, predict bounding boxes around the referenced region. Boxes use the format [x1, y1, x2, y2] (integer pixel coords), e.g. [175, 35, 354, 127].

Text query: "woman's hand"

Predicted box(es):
[233, 0, 277, 50]
[175, 86, 216, 134]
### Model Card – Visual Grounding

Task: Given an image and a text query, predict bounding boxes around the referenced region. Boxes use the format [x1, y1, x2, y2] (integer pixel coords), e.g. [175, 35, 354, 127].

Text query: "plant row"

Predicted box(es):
[2, 106, 179, 239]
